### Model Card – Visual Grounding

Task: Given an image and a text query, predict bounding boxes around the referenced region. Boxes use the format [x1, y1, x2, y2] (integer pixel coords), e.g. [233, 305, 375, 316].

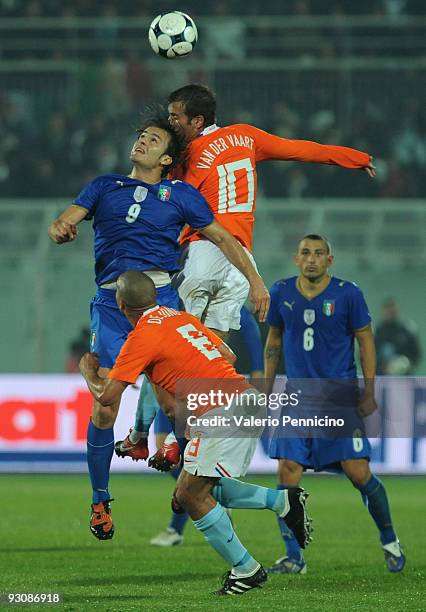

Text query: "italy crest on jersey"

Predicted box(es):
[158, 185, 171, 201]
[322, 300, 335, 316]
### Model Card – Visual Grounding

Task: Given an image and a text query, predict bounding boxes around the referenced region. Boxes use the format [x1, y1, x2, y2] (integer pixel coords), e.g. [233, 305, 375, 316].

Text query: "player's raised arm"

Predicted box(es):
[264, 324, 283, 395]
[354, 324, 378, 417]
[249, 125, 376, 176]
[48, 204, 88, 244]
[198, 219, 270, 322]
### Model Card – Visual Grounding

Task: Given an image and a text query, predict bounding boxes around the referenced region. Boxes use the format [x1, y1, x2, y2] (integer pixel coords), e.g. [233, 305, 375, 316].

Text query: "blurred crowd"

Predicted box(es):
[1, 0, 425, 18]
[1, 0, 425, 62]
[0, 0, 425, 198]
[1, 64, 425, 198]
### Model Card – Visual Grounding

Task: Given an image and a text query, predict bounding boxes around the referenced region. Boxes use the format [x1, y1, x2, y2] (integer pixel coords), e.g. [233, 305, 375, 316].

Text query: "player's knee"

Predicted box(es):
[92, 403, 116, 428]
[278, 459, 302, 485]
[344, 461, 371, 488]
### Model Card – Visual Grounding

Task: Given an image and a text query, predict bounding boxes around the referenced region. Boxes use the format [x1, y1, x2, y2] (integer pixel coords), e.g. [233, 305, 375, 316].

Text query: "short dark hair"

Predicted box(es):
[299, 234, 332, 254]
[136, 105, 186, 176]
[168, 84, 217, 127]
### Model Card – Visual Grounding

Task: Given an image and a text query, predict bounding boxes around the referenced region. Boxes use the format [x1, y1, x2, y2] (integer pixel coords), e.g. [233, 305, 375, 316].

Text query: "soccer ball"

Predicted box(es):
[148, 11, 198, 59]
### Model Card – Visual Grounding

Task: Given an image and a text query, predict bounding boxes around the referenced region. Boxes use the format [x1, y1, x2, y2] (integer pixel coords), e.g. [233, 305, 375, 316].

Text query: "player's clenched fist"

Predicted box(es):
[48, 219, 78, 243]
[79, 352, 100, 376]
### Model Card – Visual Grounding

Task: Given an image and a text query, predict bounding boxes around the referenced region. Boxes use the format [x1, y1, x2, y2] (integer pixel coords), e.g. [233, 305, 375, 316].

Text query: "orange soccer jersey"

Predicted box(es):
[108, 305, 248, 401]
[178, 124, 371, 251]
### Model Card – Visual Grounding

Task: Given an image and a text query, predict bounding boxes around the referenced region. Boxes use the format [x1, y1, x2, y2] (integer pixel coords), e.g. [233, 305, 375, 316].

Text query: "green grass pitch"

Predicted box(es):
[1, 474, 425, 611]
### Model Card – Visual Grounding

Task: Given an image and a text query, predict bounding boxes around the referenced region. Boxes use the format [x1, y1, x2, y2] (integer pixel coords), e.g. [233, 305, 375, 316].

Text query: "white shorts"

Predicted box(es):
[183, 435, 257, 478]
[183, 389, 262, 478]
[175, 240, 257, 332]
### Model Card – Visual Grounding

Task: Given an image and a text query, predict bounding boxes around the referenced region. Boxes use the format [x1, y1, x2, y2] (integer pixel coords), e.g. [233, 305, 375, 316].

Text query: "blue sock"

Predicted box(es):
[87, 420, 114, 503]
[358, 475, 397, 545]
[276, 485, 303, 562]
[193, 503, 258, 573]
[212, 477, 285, 513]
[168, 464, 189, 535]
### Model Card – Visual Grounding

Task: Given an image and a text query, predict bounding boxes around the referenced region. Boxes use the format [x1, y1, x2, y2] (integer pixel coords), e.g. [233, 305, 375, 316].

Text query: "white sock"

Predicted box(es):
[129, 429, 145, 444]
[383, 540, 402, 557]
[231, 562, 260, 578]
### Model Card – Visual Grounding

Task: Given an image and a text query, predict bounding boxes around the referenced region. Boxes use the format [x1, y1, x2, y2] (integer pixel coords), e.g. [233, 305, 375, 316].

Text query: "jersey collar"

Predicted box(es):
[136, 305, 160, 327]
[142, 305, 160, 317]
[295, 275, 333, 301]
[199, 124, 220, 137]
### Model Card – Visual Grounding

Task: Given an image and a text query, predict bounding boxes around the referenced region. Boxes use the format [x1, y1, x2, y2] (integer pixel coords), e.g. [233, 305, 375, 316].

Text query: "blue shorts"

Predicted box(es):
[90, 284, 180, 368]
[269, 435, 371, 472]
[154, 408, 173, 434]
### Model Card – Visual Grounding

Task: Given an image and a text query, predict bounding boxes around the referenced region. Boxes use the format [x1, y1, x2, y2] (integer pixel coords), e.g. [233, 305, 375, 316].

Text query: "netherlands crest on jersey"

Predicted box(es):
[322, 300, 335, 316]
[158, 185, 171, 201]
[303, 309, 315, 325]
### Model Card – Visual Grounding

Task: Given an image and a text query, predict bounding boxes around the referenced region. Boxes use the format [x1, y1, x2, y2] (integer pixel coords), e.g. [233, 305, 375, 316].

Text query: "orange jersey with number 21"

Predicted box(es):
[178, 124, 371, 251]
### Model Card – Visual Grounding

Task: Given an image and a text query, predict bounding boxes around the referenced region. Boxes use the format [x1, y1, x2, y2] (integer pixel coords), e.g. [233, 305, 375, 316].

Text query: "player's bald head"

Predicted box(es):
[116, 271, 157, 311]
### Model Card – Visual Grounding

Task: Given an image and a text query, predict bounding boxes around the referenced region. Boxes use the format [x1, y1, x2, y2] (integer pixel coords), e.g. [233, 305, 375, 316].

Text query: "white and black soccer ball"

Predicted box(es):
[148, 11, 198, 59]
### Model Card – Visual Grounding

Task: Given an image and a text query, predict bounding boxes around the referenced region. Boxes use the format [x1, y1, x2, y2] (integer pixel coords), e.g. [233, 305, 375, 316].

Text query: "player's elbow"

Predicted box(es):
[97, 391, 115, 407]
[206, 230, 223, 246]
[358, 337, 375, 356]
[225, 350, 237, 366]
[265, 342, 282, 359]
[200, 222, 225, 246]
[97, 395, 110, 407]
[219, 344, 237, 365]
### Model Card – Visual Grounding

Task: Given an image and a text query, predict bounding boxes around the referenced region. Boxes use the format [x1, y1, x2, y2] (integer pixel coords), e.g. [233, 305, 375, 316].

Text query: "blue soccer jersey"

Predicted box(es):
[74, 174, 214, 286]
[267, 276, 371, 380]
[268, 275, 372, 469]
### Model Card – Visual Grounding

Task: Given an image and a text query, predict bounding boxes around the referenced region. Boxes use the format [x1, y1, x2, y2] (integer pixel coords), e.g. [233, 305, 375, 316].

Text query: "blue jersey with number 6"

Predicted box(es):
[268, 275, 372, 469]
[267, 276, 371, 379]
[74, 174, 214, 286]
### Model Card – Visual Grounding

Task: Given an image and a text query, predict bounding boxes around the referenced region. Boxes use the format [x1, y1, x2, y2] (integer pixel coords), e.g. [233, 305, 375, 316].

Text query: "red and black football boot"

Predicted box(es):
[114, 430, 149, 461]
[148, 437, 181, 472]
